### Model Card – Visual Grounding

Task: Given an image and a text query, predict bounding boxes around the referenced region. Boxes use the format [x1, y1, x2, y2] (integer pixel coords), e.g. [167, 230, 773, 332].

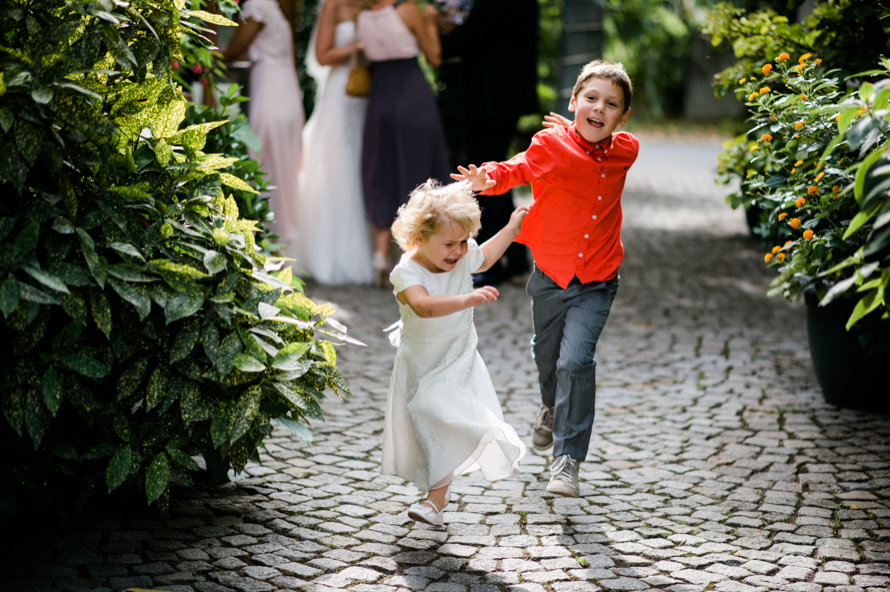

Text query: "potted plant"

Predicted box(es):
[725, 51, 890, 410]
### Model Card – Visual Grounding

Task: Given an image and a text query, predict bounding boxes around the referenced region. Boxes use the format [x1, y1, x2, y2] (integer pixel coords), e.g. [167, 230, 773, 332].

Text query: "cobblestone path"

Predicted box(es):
[4, 139, 890, 592]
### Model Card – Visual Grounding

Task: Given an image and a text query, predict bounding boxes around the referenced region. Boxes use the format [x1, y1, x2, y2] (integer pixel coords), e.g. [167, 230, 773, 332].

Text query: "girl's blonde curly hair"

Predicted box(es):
[391, 180, 481, 252]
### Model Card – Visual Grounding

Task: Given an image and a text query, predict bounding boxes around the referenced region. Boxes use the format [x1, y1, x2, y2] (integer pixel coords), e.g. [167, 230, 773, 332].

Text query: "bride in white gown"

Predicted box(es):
[297, 0, 374, 285]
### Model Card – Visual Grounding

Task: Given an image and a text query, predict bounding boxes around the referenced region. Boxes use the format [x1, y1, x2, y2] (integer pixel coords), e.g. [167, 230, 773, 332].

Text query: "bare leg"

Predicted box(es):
[372, 227, 392, 288]
[373, 227, 391, 256]
[423, 484, 450, 511]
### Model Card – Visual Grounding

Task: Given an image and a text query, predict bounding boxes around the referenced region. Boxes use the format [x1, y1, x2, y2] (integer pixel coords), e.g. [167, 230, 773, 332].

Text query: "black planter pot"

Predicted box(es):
[804, 287, 890, 413]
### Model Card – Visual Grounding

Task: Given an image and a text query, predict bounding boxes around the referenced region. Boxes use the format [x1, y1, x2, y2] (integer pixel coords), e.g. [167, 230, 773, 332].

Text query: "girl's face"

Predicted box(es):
[412, 221, 470, 273]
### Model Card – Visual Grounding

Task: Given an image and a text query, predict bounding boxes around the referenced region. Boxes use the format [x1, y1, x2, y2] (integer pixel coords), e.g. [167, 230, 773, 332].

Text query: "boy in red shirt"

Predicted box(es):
[453, 60, 638, 497]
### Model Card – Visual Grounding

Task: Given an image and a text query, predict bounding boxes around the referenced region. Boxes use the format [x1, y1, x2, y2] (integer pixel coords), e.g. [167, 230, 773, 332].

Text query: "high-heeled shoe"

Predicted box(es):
[373, 251, 390, 289]
[407, 485, 451, 527]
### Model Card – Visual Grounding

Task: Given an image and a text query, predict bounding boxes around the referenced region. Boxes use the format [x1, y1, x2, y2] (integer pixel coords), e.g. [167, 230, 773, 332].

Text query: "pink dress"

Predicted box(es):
[241, 0, 304, 254]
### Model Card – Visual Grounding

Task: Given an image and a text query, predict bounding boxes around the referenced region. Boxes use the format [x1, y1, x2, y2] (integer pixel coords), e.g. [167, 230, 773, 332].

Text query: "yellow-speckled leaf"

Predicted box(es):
[179, 381, 210, 425]
[186, 10, 238, 27]
[199, 155, 239, 170]
[227, 386, 263, 442]
[150, 260, 210, 278]
[219, 172, 259, 194]
[117, 357, 149, 402]
[145, 452, 170, 505]
[154, 138, 172, 167]
[145, 367, 169, 412]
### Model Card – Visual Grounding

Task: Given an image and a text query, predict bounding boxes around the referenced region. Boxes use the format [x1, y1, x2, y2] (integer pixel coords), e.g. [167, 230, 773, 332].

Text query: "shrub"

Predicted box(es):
[734, 53, 890, 355]
[0, 0, 354, 522]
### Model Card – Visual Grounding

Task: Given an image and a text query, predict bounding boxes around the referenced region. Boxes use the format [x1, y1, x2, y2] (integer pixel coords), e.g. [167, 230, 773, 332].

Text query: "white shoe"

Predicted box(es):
[407, 486, 451, 527]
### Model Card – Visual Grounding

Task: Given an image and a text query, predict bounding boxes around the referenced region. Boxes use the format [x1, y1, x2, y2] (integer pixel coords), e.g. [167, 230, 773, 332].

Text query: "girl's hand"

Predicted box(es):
[506, 206, 529, 234]
[543, 112, 572, 129]
[465, 286, 499, 308]
[450, 164, 496, 192]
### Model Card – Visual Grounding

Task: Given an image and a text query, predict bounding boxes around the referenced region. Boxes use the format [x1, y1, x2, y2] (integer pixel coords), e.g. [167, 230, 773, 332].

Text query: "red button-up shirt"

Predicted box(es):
[480, 123, 639, 289]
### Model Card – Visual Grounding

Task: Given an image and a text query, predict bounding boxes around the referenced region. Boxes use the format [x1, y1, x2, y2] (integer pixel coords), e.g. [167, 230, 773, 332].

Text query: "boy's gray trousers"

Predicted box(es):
[526, 267, 619, 461]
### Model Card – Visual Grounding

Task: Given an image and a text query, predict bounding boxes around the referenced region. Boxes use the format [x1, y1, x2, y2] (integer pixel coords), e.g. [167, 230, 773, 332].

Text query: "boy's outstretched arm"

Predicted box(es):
[450, 164, 495, 192]
[477, 206, 529, 273]
[397, 285, 500, 318]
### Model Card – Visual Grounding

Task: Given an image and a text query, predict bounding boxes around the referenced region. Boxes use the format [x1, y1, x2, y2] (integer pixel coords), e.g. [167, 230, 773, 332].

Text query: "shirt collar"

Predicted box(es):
[568, 122, 613, 154]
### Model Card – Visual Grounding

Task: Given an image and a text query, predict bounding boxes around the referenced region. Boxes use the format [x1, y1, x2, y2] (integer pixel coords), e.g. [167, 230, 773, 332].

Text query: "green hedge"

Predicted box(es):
[0, 0, 354, 522]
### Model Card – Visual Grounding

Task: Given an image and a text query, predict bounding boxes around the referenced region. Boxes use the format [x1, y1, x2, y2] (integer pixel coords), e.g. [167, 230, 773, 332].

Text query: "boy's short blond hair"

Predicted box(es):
[391, 180, 482, 252]
[572, 60, 633, 112]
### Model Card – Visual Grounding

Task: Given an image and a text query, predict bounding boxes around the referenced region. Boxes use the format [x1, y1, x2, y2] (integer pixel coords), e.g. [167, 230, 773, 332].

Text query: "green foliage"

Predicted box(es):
[602, 0, 705, 119]
[731, 53, 890, 354]
[0, 0, 354, 521]
[704, 0, 890, 99]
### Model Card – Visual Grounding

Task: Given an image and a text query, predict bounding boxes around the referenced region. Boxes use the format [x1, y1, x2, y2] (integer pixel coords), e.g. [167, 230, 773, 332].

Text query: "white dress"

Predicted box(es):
[383, 240, 526, 492]
[241, 0, 304, 256]
[297, 21, 373, 285]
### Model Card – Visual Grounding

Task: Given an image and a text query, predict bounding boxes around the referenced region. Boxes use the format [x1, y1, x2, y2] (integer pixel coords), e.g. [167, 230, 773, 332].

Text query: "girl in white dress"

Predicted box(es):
[384, 178, 528, 526]
[298, 0, 374, 285]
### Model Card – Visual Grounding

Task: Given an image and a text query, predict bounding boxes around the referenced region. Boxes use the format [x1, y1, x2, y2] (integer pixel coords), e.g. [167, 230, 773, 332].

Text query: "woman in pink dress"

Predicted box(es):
[219, 0, 304, 256]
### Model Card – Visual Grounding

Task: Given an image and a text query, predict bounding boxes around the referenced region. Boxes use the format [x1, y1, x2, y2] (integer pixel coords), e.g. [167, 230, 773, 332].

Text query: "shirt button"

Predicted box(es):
[578, 253, 583, 258]
[598, 196, 602, 200]
[584, 234, 589, 238]
[592, 215, 597, 220]
[597, 157, 602, 162]
[601, 173, 605, 178]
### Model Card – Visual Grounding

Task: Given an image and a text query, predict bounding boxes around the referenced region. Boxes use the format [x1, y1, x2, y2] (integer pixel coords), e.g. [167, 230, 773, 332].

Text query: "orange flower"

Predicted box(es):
[790, 218, 801, 229]
[794, 121, 805, 130]
[776, 53, 790, 62]
[761, 133, 772, 142]
[778, 212, 788, 221]
[799, 53, 812, 63]
[807, 185, 818, 196]
[803, 229, 814, 241]
[770, 115, 777, 121]
[739, 77, 747, 84]
[772, 246, 781, 254]
[776, 252, 786, 262]
[796, 197, 806, 208]
[832, 185, 839, 193]
[762, 64, 772, 75]
[764, 253, 773, 263]
[749, 145, 757, 152]
[759, 87, 771, 94]
[815, 58, 822, 64]
[799, 95, 807, 100]
[815, 172, 824, 182]
[835, 113, 842, 121]
[791, 168, 796, 174]
[858, 107, 867, 117]
[748, 92, 759, 101]
[794, 160, 803, 166]
[794, 64, 805, 74]
[784, 240, 793, 247]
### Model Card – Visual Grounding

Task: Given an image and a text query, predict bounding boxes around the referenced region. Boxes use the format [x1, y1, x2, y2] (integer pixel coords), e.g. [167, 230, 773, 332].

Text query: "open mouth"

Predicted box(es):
[444, 258, 459, 265]
[587, 117, 604, 128]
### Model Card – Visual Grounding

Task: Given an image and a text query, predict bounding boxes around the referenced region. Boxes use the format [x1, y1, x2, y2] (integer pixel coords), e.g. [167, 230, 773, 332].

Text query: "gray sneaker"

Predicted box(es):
[547, 455, 580, 497]
[532, 405, 554, 451]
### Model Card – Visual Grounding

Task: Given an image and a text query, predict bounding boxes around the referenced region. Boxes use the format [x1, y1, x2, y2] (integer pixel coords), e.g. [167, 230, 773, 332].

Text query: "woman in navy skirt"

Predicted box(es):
[358, 0, 451, 286]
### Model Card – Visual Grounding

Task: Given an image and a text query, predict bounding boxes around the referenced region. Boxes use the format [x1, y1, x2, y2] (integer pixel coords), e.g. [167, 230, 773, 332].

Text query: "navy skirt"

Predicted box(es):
[362, 57, 451, 229]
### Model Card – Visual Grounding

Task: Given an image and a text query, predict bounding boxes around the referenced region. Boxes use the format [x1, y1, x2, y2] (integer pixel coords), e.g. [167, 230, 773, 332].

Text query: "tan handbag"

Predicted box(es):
[345, 42, 371, 97]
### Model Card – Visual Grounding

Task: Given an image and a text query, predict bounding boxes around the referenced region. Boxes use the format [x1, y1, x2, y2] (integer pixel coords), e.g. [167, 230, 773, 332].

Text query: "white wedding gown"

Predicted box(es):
[297, 21, 373, 285]
[383, 240, 526, 492]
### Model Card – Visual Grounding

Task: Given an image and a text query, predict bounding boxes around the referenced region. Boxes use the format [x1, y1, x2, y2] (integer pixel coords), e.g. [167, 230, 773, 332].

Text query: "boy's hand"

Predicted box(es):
[451, 164, 496, 193]
[506, 206, 529, 235]
[465, 285, 499, 308]
[543, 112, 572, 129]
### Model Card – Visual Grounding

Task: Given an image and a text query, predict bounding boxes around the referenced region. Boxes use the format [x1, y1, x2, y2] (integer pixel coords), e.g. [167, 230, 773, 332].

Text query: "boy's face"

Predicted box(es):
[569, 77, 630, 145]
